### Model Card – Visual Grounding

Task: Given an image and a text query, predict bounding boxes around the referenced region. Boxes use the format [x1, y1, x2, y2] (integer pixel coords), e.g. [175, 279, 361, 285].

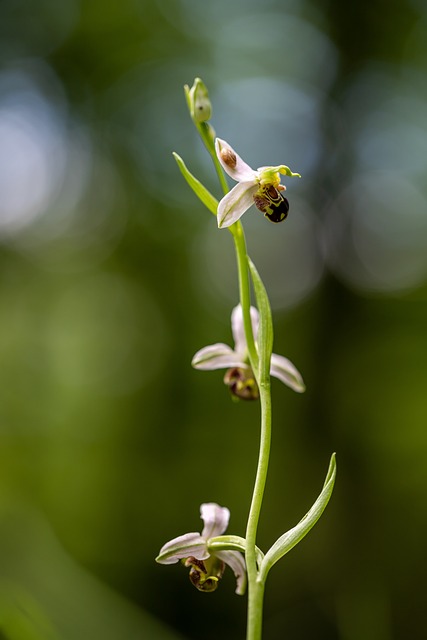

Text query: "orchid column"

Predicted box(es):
[156, 78, 336, 640]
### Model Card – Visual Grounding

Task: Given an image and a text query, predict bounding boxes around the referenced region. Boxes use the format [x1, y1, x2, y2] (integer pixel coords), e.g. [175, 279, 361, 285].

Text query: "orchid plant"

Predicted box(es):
[156, 78, 336, 640]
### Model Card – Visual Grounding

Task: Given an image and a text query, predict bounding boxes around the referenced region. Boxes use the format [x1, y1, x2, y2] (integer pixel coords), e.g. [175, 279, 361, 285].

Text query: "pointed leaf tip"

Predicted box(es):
[259, 453, 336, 580]
[173, 152, 219, 216]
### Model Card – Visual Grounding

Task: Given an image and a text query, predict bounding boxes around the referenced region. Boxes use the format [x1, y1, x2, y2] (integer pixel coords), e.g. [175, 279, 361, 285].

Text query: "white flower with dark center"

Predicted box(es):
[192, 305, 305, 399]
[156, 503, 246, 595]
[215, 138, 301, 228]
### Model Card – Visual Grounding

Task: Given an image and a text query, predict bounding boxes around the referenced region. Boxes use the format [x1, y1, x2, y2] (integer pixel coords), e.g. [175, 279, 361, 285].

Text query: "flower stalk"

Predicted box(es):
[245, 383, 271, 640]
[156, 77, 336, 640]
[229, 222, 259, 374]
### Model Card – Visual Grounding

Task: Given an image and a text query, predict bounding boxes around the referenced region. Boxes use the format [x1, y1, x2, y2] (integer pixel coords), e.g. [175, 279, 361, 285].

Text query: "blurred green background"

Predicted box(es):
[0, 0, 426, 638]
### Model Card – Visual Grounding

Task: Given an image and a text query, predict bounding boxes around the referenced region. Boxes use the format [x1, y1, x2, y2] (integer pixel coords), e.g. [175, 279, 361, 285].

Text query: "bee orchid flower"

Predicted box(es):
[192, 305, 305, 400]
[156, 503, 246, 595]
[215, 138, 301, 228]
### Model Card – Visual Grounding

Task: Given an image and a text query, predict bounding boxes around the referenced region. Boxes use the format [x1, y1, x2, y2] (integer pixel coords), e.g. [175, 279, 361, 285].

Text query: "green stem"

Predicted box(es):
[204, 126, 270, 639]
[230, 222, 258, 371]
[245, 381, 271, 640]
[246, 578, 266, 640]
[201, 125, 258, 370]
[230, 222, 271, 640]
[208, 141, 229, 195]
[197, 122, 229, 195]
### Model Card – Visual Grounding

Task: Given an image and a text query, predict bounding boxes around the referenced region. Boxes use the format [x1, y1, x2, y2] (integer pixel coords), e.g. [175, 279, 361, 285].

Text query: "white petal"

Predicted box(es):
[191, 343, 246, 370]
[270, 353, 306, 393]
[200, 503, 230, 539]
[250, 306, 260, 342]
[215, 138, 256, 182]
[215, 550, 247, 595]
[231, 305, 245, 355]
[231, 305, 259, 356]
[217, 182, 258, 228]
[156, 532, 208, 564]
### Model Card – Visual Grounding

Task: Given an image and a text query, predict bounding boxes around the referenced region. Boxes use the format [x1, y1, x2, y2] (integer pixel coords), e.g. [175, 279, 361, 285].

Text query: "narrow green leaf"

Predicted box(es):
[248, 258, 273, 383]
[173, 152, 218, 216]
[259, 453, 337, 581]
[207, 535, 247, 554]
[208, 535, 264, 569]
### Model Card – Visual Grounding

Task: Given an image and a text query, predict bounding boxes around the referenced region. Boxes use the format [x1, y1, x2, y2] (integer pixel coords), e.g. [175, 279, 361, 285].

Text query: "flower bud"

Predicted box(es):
[187, 77, 212, 123]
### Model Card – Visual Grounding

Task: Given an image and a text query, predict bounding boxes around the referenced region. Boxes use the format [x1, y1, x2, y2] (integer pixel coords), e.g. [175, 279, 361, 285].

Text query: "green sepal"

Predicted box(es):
[248, 258, 273, 384]
[172, 152, 218, 216]
[207, 535, 264, 569]
[259, 453, 337, 581]
[184, 84, 193, 123]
